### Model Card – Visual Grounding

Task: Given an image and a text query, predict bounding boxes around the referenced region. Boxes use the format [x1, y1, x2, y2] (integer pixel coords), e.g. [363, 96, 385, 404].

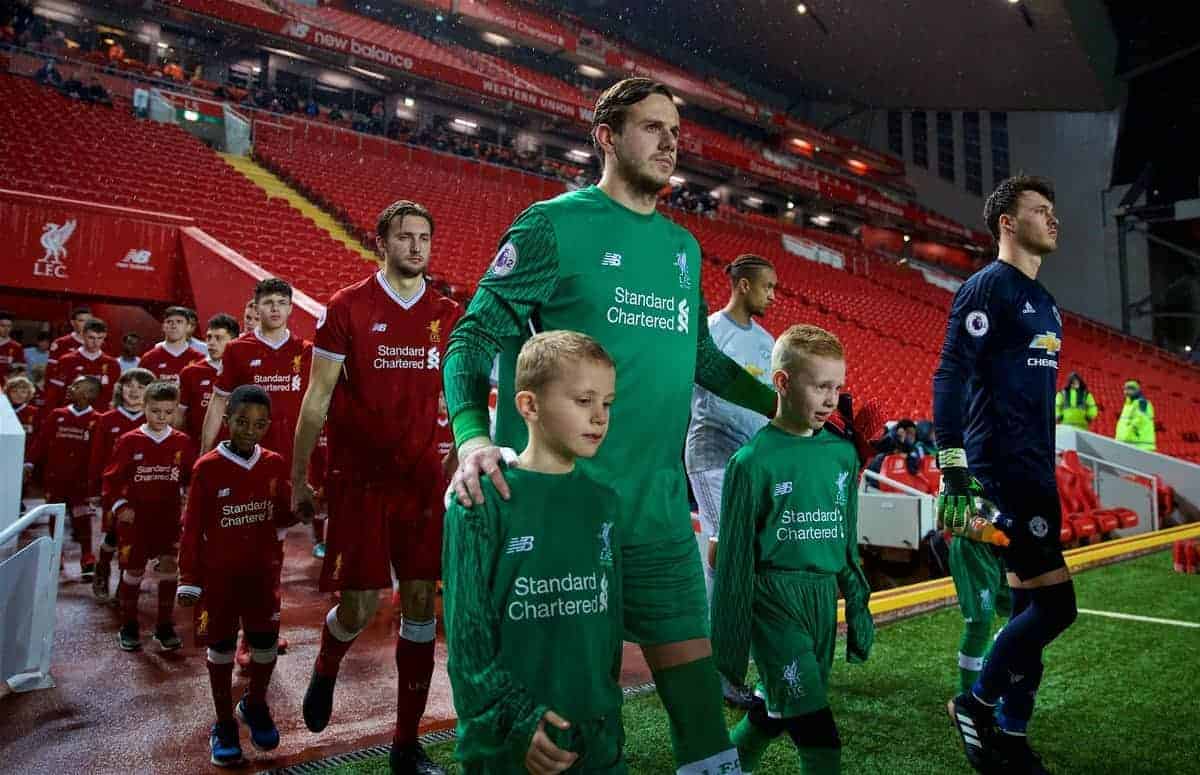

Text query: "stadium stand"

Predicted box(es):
[0, 72, 376, 302]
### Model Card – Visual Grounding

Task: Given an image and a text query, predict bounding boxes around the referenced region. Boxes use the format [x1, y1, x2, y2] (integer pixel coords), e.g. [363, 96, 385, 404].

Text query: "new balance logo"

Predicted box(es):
[773, 481, 793, 497]
[133, 453, 144, 461]
[506, 536, 535, 554]
[218, 488, 231, 497]
[249, 359, 263, 367]
[601, 252, 622, 267]
[371, 323, 388, 332]
[1022, 301, 1036, 314]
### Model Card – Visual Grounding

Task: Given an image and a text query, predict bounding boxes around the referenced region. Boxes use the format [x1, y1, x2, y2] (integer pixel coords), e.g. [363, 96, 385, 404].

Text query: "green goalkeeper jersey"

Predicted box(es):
[443, 466, 624, 766]
[444, 186, 775, 547]
[711, 423, 870, 683]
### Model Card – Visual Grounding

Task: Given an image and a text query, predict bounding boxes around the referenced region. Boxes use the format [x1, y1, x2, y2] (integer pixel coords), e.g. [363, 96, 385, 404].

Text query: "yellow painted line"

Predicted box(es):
[835, 523, 1200, 623]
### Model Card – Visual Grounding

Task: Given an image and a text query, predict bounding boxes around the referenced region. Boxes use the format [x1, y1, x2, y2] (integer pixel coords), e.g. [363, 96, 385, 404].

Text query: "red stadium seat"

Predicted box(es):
[878, 454, 931, 494]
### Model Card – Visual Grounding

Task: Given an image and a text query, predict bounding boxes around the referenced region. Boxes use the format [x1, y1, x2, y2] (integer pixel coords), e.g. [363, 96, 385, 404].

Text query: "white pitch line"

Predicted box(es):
[1078, 608, 1200, 629]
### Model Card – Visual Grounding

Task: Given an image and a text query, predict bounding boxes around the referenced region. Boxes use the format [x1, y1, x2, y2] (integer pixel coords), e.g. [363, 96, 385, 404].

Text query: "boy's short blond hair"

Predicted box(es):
[516, 330, 615, 394]
[772, 324, 845, 374]
[5, 375, 34, 395]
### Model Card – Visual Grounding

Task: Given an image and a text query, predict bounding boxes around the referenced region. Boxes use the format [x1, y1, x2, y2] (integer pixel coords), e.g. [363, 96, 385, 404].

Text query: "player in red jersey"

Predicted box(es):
[177, 385, 295, 767]
[178, 313, 240, 442]
[45, 318, 120, 412]
[201, 279, 310, 470]
[7, 375, 38, 451]
[140, 306, 204, 384]
[89, 367, 155, 601]
[102, 381, 196, 652]
[45, 305, 91, 382]
[0, 311, 25, 371]
[292, 200, 460, 775]
[26, 375, 101, 577]
[242, 298, 260, 336]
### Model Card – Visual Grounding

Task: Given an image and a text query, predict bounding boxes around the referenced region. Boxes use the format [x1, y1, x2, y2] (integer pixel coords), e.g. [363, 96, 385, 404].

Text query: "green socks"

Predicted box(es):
[652, 657, 740, 773]
[731, 713, 779, 773]
[958, 620, 994, 694]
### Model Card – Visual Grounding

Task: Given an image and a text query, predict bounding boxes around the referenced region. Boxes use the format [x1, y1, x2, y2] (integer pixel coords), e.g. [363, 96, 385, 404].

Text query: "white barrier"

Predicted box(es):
[0, 503, 66, 693]
[858, 470, 937, 550]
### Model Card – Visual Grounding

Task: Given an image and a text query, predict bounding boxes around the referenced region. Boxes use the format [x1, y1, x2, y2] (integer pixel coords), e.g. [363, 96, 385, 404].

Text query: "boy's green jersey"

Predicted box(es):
[711, 423, 869, 684]
[443, 466, 624, 767]
[443, 186, 775, 547]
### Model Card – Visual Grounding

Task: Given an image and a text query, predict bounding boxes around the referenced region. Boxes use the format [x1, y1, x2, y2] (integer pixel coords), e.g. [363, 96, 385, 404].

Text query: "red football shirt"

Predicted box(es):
[46, 348, 120, 411]
[101, 425, 196, 514]
[0, 338, 25, 370]
[178, 444, 295, 590]
[13, 401, 38, 455]
[179, 359, 224, 443]
[87, 406, 144, 497]
[28, 404, 98, 500]
[140, 341, 203, 383]
[313, 272, 460, 482]
[46, 331, 83, 371]
[434, 413, 454, 460]
[215, 329, 310, 469]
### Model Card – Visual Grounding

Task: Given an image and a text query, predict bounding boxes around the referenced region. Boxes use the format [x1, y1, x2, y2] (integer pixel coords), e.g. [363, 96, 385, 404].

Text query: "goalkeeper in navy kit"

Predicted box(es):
[934, 175, 1075, 775]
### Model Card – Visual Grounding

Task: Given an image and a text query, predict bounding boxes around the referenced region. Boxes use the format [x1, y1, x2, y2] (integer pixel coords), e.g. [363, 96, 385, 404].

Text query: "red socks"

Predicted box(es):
[314, 606, 360, 679]
[206, 650, 236, 723]
[393, 618, 436, 747]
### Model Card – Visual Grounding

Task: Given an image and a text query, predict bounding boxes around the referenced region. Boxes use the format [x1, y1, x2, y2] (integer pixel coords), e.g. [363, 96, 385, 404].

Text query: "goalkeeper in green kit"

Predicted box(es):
[444, 77, 783, 774]
[443, 331, 625, 773]
[711, 325, 874, 775]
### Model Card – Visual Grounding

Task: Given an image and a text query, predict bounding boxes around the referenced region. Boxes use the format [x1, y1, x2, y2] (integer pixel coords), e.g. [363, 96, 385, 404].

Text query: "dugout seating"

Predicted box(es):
[0, 73, 374, 302]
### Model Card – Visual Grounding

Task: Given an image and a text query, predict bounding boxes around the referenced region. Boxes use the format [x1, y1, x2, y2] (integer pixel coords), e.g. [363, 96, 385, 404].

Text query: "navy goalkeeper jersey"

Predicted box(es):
[933, 260, 1063, 488]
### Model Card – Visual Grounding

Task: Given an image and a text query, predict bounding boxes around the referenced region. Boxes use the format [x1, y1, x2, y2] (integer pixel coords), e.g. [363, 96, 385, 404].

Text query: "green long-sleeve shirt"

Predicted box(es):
[443, 186, 776, 547]
[711, 424, 869, 686]
[442, 467, 623, 768]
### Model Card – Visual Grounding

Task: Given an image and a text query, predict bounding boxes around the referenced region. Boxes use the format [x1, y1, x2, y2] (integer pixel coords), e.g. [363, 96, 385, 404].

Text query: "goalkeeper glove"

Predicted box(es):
[936, 448, 984, 533]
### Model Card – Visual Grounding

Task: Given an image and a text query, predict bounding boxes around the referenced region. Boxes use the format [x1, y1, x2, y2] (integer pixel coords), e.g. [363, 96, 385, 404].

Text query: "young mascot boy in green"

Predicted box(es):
[443, 330, 625, 774]
[711, 324, 874, 774]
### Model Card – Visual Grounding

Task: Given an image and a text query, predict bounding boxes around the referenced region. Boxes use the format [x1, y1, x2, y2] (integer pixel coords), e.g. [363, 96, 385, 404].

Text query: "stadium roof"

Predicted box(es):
[556, 0, 1123, 111]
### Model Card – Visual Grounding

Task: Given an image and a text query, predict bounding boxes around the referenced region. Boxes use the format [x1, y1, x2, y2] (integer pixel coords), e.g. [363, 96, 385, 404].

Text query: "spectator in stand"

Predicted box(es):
[1115, 379, 1156, 452]
[1055, 372, 1098, 431]
[82, 76, 112, 107]
[328, 105, 344, 123]
[915, 420, 938, 456]
[25, 331, 51, 371]
[369, 100, 385, 134]
[163, 61, 185, 82]
[107, 41, 126, 64]
[867, 418, 922, 481]
[305, 97, 319, 117]
[35, 57, 62, 87]
[117, 332, 143, 373]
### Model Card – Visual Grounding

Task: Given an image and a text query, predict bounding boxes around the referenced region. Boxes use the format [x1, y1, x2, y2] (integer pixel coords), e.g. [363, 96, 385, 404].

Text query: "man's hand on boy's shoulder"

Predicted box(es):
[449, 438, 519, 508]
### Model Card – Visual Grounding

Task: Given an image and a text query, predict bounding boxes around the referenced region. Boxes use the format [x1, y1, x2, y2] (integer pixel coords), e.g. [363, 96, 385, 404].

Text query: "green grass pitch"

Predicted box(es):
[315, 549, 1200, 774]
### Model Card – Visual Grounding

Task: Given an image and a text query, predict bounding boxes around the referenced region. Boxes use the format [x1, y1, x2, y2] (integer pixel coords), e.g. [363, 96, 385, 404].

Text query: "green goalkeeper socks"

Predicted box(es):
[958, 620, 994, 694]
[652, 657, 740, 772]
[731, 714, 778, 773]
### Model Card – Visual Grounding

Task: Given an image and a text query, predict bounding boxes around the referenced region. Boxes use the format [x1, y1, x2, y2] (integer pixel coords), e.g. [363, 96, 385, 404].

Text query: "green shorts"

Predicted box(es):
[751, 570, 839, 718]
[621, 535, 710, 645]
[463, 714, 627, 774]
[948, 536, 1011, 624]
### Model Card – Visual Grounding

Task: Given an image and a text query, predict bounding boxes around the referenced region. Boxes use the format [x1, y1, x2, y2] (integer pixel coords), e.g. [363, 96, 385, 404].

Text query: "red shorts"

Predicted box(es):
[318, 474, 444, 591]
[193, 571, 282, 646]
[116, 508, 181, 571]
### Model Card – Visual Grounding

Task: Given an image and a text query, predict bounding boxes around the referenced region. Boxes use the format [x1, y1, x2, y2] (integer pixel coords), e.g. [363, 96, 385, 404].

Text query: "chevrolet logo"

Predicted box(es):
[1028, 332, 1062, 355]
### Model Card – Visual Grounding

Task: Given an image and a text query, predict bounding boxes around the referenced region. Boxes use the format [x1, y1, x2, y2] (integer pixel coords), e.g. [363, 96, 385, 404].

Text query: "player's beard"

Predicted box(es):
[614, 150, 669, 199]
[1016, 221, 1056, 256]
[390, 254, 428, 279]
